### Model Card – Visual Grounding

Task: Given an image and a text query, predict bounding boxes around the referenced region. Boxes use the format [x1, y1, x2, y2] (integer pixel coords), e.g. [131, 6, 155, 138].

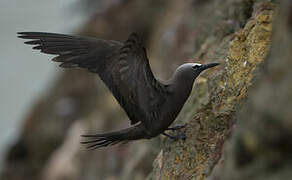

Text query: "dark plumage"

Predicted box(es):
[18, 32, 219, 149]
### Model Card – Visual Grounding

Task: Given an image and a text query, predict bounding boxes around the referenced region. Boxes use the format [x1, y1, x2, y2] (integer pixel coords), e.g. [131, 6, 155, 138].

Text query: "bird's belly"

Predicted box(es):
[144, 108, 183, 138]
[158, 104, 184, 131]
[146, 97, 188, 137]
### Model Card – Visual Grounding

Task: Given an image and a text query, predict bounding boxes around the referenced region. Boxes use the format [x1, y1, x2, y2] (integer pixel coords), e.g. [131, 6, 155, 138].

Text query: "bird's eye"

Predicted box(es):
[192, 65, 201, 69]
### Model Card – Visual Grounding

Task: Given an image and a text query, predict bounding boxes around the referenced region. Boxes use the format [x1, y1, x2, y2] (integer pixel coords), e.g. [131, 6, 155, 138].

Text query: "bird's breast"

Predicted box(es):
[157, 94, 189, 131]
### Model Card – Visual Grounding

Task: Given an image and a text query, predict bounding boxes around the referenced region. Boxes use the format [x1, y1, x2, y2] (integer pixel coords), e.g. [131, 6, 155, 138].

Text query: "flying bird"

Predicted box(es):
[18, 32, 219, 149]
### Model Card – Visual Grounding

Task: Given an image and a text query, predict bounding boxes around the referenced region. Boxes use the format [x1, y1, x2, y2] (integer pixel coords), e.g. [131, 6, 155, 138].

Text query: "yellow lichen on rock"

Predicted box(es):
[228, 6, 274, 103]
[148, 2, 276, 180]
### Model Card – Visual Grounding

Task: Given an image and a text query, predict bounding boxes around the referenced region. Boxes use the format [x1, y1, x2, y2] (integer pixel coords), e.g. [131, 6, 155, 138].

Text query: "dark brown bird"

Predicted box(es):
[18, 32, 219, 149]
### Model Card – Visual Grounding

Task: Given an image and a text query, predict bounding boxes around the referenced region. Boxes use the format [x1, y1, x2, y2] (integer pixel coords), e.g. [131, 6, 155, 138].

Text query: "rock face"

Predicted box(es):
[147, 1, 275, 179]
[210, 1, 292, 179]
[2, 0, 290, 180]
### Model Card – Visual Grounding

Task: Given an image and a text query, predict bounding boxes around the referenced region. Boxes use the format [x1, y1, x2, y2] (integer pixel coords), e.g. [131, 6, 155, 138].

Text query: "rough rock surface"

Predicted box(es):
[147, 1, 276, 179]
[210, 0, 292, 179]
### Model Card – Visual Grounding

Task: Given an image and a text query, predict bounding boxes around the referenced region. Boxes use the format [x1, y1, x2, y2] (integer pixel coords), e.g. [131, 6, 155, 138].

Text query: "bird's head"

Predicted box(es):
[191, 62, 220, 75]
[177, 62, 219, 78]
[174, 62, 220, 83]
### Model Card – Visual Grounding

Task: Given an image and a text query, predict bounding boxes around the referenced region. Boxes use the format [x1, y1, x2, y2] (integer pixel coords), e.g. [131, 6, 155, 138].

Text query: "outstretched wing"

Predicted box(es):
[111, 33, 169, 128]
[18, 32, 122, 69]
[18, 32, 168, 128]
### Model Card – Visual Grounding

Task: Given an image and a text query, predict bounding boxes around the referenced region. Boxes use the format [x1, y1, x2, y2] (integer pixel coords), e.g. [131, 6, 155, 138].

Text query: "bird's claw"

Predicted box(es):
[163, 131, 186, 141]
[166, 124, 185, 131]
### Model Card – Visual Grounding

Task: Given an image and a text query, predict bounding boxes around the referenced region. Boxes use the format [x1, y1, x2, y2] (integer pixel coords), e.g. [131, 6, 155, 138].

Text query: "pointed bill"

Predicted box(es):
[199, 63, 220, 71]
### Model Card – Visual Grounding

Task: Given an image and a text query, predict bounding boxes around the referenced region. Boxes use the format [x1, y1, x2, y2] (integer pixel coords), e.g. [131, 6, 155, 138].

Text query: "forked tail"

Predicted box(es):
[81, 123, 146, 150]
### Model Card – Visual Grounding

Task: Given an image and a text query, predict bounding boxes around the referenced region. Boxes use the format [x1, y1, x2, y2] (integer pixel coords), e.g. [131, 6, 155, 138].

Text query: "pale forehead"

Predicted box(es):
[180, 63, 202, 68]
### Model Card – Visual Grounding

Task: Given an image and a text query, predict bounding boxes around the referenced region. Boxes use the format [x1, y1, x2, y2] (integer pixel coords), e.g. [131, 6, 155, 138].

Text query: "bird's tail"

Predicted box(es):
[81, 123, 146, 150]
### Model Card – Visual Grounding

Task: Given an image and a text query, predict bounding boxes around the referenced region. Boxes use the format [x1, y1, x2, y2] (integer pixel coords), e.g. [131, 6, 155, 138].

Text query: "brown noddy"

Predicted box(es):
[18, 32, 219, 149]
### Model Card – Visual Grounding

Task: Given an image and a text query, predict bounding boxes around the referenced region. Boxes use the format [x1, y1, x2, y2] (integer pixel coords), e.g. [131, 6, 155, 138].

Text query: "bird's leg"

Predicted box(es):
[163, 124, 186, 141]
[166, 124, 185, 131]
[163, 132, 186, 141]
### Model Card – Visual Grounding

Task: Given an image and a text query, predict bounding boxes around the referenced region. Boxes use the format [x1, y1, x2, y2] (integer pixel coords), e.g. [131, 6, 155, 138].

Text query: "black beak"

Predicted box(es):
[199, 63, 220, 71]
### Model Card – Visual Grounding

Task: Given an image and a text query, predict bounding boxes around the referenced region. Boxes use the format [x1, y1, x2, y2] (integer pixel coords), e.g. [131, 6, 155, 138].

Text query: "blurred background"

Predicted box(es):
[2, 0, 290, 180]
[0, 0, 85, 171]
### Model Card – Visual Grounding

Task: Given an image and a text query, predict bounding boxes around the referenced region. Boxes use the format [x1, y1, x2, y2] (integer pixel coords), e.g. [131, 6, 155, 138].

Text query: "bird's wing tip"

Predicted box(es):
[126, 32, 144, 46]
[129, 32, 138, 36]
[80, 134, 100, 138]
[17, 32, 51, 37]
[17, 32, 35, 39]
[17, 32, 34, 36]
[17, 32, 28, 39]
[129, 32, 140, 39]
[80, 134, 89, 137]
